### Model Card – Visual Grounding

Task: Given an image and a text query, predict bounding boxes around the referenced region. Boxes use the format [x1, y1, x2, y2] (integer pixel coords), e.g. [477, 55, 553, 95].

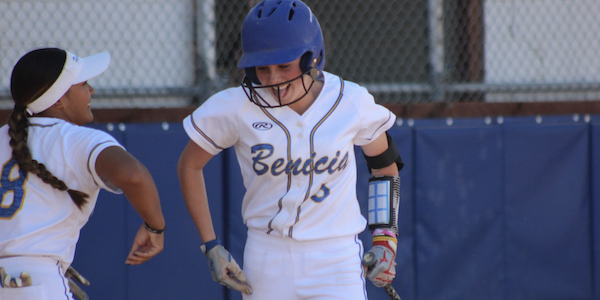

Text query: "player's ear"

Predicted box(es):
[33, 97, 64, 118]
[52, 99, 65, 109]
[309, 58, 319, 80]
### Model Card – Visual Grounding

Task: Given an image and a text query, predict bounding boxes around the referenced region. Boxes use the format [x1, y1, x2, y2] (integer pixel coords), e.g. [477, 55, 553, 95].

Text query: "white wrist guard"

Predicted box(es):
[367, 175, 400, 234]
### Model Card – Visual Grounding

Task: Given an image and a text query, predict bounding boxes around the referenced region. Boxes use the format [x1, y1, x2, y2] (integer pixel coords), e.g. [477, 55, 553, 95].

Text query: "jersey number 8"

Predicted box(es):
[0, 158, 28, 219]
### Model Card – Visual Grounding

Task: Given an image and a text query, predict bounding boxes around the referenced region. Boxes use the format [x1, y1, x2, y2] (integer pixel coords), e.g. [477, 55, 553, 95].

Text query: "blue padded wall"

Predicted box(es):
[503, 120, 592, 300]
[592, 118, 600, 300]
[414, 120, 504, 300]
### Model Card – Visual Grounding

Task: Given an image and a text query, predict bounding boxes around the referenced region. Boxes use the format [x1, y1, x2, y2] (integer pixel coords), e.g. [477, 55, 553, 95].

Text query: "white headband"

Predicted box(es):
[26, 51, 111, 115]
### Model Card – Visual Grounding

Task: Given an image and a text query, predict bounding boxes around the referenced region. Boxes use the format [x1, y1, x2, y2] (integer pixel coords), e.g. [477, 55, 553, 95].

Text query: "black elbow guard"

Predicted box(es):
[363, 132, 404, 171]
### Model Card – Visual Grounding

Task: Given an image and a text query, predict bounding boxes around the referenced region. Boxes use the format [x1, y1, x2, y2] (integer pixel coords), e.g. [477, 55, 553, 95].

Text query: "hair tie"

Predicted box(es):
[14, 104, 27, 111]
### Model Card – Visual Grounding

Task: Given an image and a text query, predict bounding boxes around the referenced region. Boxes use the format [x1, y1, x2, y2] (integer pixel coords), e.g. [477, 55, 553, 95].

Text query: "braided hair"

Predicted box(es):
[8, 48, 89, 209]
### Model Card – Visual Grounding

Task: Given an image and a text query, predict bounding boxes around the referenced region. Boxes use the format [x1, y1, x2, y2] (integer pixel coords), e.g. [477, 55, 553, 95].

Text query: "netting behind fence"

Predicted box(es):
[1, 0, 599, 109]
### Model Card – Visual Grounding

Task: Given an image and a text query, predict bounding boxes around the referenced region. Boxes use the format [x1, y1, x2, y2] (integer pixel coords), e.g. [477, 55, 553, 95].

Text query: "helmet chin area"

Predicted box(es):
[241, 68, 315, 108]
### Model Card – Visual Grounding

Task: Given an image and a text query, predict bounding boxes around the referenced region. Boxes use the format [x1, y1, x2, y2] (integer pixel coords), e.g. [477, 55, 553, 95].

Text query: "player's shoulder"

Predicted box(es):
[0, 123, 8, 134]
[193, 86, 253, 117]
[323, 72, 374, 105]
[30, 117, 117, 144]
[0, 124, 9, 147]
[208, 86, 249, 105]
[196, 86, 249, 112]
[323, 72, 373, 99]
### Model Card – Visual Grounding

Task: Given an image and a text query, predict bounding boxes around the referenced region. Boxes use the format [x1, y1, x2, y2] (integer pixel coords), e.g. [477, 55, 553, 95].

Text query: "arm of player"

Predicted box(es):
[361, 133, 401, 288]
[362, 133, 400, 177]
[95, 146, 166, 265]
[177, 141, 218, 244]
[177, 141, 252, 295]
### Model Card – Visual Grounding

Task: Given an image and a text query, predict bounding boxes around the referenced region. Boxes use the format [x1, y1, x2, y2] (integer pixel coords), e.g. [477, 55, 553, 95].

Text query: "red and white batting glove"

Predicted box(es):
[201, 238, 252, 295]
[364, 229, 397, 287]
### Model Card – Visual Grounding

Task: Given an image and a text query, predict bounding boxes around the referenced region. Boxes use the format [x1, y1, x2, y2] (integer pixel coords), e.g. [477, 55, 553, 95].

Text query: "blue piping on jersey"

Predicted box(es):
[288, 77, 344, 237]
[259, 106, 293, 235]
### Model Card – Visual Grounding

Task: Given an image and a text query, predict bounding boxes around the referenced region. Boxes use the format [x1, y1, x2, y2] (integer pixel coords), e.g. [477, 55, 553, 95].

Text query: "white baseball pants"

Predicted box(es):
[243, 229, 369, 300]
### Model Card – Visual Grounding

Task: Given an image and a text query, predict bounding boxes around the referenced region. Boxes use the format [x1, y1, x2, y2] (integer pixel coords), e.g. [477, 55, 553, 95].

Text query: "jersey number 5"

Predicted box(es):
[0, 158, 28, 219]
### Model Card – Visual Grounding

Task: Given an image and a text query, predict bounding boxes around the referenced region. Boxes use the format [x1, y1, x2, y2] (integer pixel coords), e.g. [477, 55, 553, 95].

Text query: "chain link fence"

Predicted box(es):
[1, 0, 600, 109]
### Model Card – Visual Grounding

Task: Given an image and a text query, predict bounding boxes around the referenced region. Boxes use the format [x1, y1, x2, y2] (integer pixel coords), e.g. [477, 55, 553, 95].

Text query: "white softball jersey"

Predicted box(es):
[184, 71, 396, 241]
[0, 117, 123, 272]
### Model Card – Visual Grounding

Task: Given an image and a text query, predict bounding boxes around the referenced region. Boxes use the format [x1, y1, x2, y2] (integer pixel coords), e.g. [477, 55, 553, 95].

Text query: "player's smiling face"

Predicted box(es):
[255, 57, 308, 105]
[60, 81, 95, 125]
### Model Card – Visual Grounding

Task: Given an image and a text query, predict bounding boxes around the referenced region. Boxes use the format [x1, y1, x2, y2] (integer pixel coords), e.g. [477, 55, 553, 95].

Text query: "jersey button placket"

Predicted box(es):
[296, 121, 304, 139]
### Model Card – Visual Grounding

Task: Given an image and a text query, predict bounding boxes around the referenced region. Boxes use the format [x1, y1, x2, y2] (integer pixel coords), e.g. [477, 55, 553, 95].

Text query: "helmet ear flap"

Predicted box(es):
[299, 52, 313, 73]
[300, 52, 320, 80]
[245, 67, 261, 85]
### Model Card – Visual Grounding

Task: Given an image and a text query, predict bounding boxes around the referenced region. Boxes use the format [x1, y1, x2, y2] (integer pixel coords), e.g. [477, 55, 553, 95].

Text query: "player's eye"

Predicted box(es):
[256, 66, 271, 75]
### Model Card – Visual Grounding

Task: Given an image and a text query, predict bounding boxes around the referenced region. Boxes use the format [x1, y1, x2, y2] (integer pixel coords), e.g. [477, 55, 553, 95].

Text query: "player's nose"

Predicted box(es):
[265, 69, 287, 86]
[265, 72, 282, 86]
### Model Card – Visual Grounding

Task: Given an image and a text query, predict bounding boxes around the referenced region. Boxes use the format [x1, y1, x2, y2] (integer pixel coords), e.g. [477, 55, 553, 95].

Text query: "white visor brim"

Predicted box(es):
[26, 51, 110, 115]
[74, 51, 111, 84]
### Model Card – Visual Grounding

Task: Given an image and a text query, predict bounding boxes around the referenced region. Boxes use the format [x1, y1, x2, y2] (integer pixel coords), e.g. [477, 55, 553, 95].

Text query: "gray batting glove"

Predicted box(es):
[65, 266, 90, 286]
[68, 279, 89, 300]
[65, 266, 90, 300]
[363, 237, 397, 288]
[201, 240, 252, 295]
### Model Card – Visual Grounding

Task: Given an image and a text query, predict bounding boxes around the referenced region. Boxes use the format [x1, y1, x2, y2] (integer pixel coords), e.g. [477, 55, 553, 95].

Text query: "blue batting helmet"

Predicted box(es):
[237, 0, 325, 84]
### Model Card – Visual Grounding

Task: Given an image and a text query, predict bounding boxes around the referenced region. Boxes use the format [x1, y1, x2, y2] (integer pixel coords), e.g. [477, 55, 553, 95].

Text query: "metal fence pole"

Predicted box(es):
[192, 0, 217, 105]
[428, 0, 445, 102]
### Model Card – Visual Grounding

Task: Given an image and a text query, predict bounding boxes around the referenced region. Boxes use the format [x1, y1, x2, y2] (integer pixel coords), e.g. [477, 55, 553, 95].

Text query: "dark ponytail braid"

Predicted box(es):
[8, 48, 89, 209]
